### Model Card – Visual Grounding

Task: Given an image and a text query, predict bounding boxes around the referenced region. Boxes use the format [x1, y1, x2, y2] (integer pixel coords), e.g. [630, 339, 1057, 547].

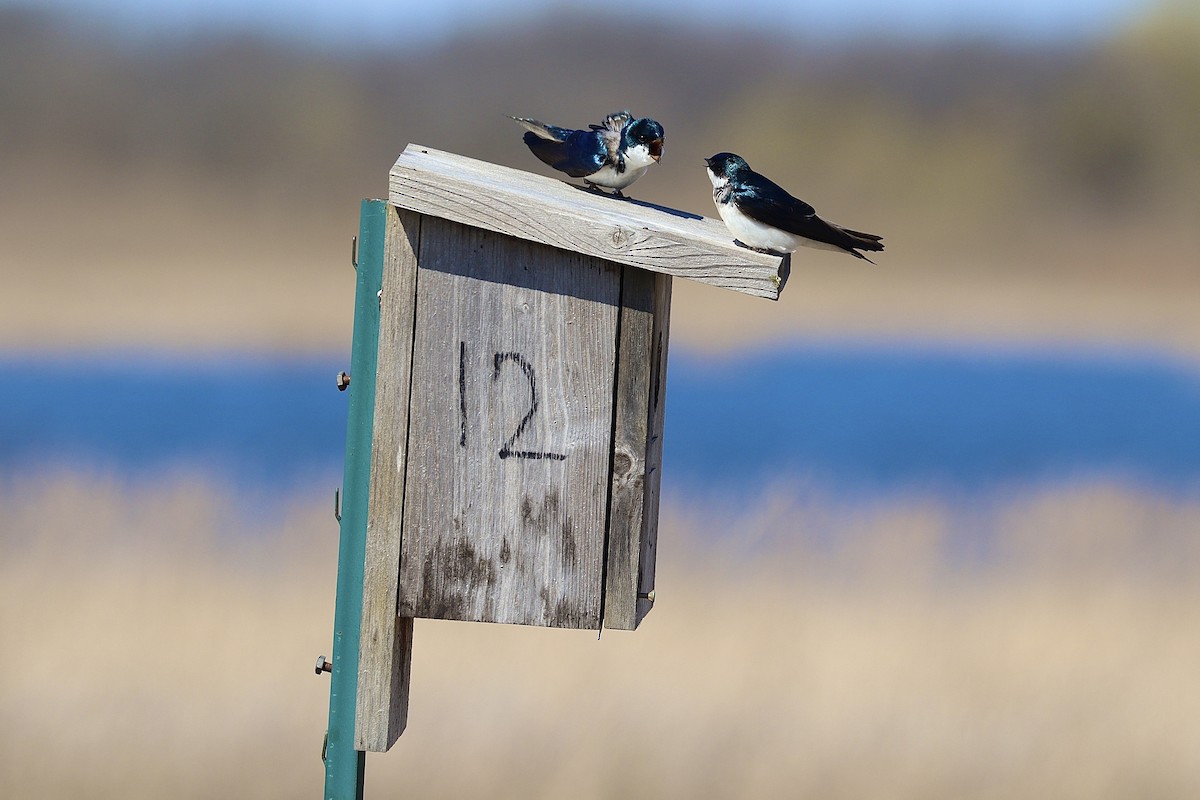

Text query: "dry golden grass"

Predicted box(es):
[4, 473, 1200, 799]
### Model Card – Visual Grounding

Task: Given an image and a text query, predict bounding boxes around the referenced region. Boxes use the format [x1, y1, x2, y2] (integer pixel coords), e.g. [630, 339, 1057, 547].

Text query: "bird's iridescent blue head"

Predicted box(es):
[626, 118, 665, 161]
[704, 152, 749, 179]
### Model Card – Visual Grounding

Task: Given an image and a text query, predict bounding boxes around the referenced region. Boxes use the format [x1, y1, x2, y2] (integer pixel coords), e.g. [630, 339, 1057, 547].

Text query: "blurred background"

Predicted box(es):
[2, 0, 1199, 797]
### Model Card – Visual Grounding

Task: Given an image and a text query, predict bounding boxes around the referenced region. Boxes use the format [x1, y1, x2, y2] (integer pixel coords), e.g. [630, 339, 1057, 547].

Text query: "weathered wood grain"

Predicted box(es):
[601, 267, 670, 630]
[356, 206, 419, 753]
[398, 216, 620, 627]
[389, 145, 788, 300]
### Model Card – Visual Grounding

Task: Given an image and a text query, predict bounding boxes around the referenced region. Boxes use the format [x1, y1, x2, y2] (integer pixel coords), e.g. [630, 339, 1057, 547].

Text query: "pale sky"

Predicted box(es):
[6, 0, 1150, 46]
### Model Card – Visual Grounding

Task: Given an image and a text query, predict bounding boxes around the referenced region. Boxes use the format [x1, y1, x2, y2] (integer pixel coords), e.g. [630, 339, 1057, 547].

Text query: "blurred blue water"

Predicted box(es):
[2, 345, 1199, 497]
[665, 344, 1200, 498]
[0, 352, 346, 491]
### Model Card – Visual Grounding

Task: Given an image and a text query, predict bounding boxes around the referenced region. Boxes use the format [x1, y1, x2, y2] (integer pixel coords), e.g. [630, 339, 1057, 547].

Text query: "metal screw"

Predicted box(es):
[638, 590, 656, 602]
[336, 371, 351, 391]
[315, 655, 333, 675]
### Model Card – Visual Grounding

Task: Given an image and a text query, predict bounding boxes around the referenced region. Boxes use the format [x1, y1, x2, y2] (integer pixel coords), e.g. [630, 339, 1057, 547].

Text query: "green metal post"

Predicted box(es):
[324, 200, 386, 799]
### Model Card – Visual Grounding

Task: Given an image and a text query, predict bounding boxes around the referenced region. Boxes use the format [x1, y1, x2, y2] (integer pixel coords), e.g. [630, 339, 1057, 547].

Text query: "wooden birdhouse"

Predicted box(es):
[343, 145, 787, 755]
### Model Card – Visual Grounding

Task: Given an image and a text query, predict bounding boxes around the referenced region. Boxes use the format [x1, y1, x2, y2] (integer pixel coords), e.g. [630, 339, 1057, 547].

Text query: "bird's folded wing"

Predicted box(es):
[736, 183, 818, 233]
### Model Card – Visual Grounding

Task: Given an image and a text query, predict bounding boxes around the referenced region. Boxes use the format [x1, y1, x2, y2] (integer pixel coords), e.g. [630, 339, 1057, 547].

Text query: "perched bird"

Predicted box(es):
[509, 111, 665, 198]
[704, 152, 883, 262]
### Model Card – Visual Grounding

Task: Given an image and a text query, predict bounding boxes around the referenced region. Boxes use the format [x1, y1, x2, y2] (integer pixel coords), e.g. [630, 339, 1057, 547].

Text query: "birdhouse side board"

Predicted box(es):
[357, 205, 419, 754]
[601, 265, 670, 631]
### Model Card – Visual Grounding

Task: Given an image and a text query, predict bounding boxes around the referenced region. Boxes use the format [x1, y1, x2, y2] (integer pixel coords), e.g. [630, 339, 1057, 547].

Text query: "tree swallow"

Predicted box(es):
[509, 111, 665, 198]
[705, 152, 884, 262]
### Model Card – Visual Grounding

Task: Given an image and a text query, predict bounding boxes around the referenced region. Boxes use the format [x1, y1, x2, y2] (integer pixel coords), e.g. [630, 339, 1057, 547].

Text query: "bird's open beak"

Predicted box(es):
[650, 139, 664, 162]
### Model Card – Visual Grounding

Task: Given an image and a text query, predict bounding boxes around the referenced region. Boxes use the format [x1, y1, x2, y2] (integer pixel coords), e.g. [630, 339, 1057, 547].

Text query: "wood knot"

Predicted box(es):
[612, 449, 639, 478]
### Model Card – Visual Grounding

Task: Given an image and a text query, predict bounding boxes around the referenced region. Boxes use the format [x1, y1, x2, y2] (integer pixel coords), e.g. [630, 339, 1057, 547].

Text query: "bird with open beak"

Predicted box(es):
[510, 110, 665, 198]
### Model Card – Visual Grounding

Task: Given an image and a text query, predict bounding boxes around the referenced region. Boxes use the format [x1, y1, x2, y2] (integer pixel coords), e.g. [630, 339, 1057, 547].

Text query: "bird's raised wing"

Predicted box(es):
[588, 110, 633, 133]
[588, 110, 633, 166]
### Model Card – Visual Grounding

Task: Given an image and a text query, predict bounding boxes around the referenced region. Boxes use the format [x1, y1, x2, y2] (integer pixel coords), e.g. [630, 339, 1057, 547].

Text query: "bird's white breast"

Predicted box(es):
[621, 142, 658, 171]
[587, 143, 656, 190]
[716, 202, 803, 254]
[587, 163, 648, 190]
[707, 169, 799, 253]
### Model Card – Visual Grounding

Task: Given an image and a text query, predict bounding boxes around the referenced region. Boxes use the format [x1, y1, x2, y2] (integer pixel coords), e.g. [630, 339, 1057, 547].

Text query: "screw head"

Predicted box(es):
[336, 372, 351, 391]
[315, 655, 332, 675]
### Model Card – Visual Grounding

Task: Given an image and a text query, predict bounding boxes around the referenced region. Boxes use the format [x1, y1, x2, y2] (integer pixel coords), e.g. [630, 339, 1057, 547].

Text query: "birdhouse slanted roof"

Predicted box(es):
[389, 144, 789, 300]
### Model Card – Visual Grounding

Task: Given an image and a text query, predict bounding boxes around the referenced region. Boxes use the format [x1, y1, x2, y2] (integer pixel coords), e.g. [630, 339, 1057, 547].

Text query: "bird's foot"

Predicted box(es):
[733, 240, 782, 255]
[583, 182, 630, 200]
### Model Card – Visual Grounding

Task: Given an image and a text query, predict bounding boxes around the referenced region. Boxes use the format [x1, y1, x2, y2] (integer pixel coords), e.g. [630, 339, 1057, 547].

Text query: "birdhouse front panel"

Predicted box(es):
[398, 216, 622, 627]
